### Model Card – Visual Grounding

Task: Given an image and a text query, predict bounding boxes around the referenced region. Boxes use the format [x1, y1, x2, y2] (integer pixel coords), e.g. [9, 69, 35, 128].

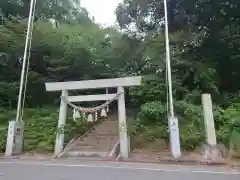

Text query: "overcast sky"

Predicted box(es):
[80, 0, 122, 26]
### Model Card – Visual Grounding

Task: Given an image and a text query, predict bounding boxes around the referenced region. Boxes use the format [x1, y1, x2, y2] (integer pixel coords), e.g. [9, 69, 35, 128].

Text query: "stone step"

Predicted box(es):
[71, 145, 117, 151]
[71, 143, 117, 151]
[75, 139, 118, 146]
[75, 138, 118, 145]
[64, 151, 110, 158]
[79, 131, 118, 137]
[83, 134, 117, 137]
[61, 115, 119, 158]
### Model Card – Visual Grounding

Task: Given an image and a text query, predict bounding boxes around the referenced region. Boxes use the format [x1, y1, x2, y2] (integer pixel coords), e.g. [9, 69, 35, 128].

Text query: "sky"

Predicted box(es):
[80, 0, 123, 26]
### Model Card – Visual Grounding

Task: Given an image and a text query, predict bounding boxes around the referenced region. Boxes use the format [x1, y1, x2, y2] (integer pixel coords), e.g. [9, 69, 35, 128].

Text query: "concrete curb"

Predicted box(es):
[0, 155, 21, 160]
[1, 154, 239, 169]
[119, 158, 229, 166]
[0, 155, 52, 161]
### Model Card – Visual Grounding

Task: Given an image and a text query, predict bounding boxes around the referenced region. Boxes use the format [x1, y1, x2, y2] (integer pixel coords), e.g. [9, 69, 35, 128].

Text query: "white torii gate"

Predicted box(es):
[45, 76, 142, 158]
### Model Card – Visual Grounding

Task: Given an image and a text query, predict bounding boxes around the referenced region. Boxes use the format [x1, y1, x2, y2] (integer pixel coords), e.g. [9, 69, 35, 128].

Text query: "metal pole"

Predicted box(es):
[163, 0, 174, 117]
[163, 0, 181, 159]
[16, 0, 36, 122]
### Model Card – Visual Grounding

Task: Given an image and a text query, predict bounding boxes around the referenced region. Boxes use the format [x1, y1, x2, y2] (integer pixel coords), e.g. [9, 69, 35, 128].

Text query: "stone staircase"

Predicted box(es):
[59, 114, 119, 159]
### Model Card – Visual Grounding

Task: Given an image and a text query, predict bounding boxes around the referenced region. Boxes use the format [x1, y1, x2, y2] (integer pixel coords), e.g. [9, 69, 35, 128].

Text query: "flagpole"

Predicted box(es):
[163, 0, 174, 117]
[163, 0, 181, 159]
[5, 0, 36, 156]
[16, 0, 36, 122]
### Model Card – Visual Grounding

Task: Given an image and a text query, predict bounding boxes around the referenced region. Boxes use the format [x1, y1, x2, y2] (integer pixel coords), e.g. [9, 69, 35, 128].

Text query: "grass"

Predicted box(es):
[0, 107, 91, 153]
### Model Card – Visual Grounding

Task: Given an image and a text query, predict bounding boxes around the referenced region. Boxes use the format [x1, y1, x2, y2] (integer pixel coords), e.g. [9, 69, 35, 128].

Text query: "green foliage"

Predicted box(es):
[133, 100, 240, 151]
[0, 0, 89, 24]
[117, 0, 240, 96]
[217, 104, 240, 152]
[220, 103, 240, 129]
[138, 101, 166, 125]
[129, 79, 167, 106]
[0, 126, 7, 152]
[131, 101, 205, 150]
[0, 108, 89, 153]
[0, 18, 128, 107]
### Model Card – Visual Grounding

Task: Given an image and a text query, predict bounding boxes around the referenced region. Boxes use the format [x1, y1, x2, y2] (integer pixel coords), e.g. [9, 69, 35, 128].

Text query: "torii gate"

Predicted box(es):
[45, 76, 142, 158]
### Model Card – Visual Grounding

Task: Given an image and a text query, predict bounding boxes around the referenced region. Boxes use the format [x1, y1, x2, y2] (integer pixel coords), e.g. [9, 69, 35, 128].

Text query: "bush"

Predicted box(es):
[132, 100, 206, 150]
[217, 103, 240, 152]
[132, 100, 240, 152]
[0, 107, 90, 153]
[138, 101, 167, 125]
[0, 126, 8, 152]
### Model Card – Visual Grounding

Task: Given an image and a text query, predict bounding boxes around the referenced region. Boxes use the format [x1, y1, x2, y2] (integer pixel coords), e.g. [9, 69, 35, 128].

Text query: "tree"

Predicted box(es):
[115, 0, 240, 100]
[0, 0, 91, 24]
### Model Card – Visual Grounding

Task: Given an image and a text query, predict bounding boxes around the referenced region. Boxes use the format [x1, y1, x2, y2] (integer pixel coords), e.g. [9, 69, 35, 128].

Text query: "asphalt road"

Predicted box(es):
[0, 159, 239, 180]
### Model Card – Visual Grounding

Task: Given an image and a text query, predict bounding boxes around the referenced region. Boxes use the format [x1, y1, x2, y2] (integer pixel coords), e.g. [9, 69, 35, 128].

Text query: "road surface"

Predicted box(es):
[0, 159, 239, 180]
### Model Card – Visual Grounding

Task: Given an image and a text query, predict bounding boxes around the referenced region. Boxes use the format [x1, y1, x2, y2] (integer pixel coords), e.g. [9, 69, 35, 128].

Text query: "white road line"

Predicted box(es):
[0, 160, 239, 175]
